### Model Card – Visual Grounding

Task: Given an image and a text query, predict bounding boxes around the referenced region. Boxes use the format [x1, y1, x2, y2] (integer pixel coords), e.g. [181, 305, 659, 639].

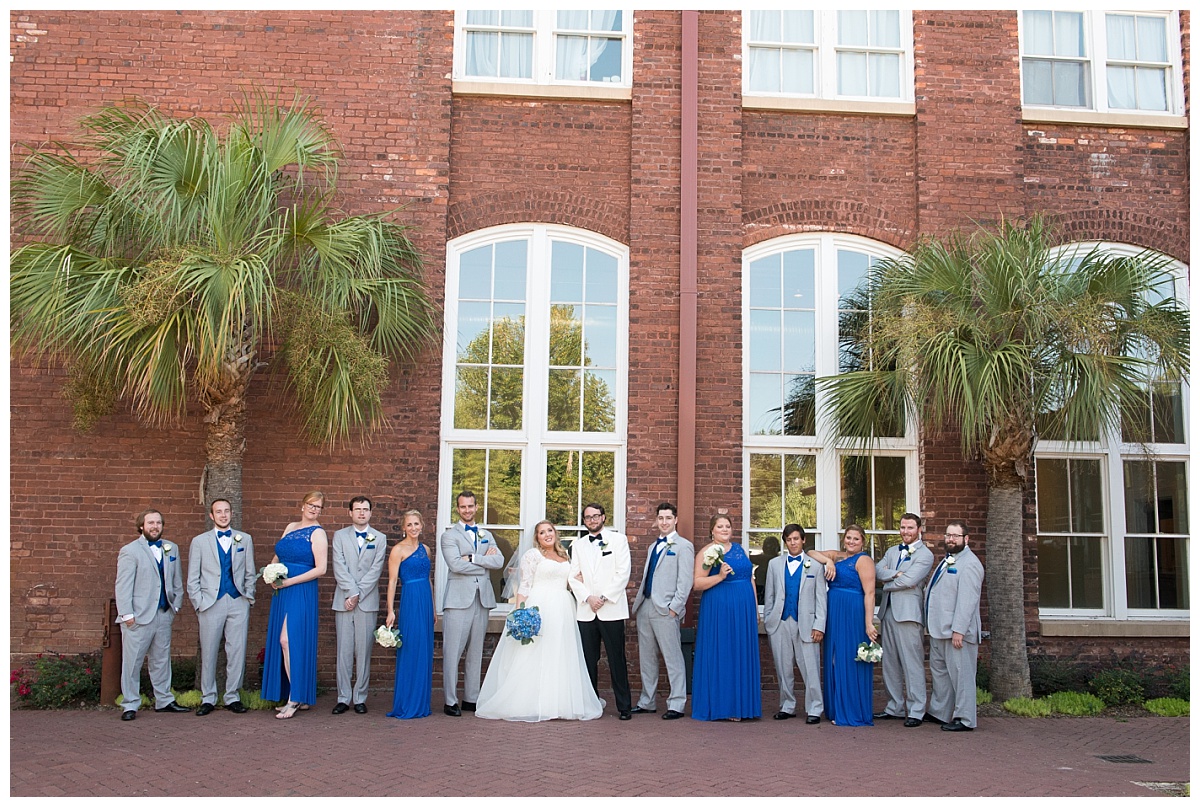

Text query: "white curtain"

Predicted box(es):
[555, 10, 620, 82]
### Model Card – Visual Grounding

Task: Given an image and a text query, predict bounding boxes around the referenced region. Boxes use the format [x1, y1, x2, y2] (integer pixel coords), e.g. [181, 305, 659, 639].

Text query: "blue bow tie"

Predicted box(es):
[788, 554, 803, 562]
[356, 531, 369, 540]
[217, 530, 232, 538]
[656, 536, 668, 544]
[147, 539, 163, 549]
[465, 524, 478, 533]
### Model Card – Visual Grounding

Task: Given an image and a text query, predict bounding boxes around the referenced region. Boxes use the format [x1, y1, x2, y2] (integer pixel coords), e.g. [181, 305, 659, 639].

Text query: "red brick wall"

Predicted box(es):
[10, 10, 1189, 688]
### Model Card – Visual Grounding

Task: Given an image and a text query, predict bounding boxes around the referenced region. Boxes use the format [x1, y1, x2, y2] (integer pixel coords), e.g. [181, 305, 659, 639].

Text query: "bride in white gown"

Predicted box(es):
[476, 521, 605, 722]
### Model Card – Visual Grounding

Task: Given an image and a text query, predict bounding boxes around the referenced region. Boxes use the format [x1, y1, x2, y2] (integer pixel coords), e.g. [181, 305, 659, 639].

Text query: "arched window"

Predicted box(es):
[439, 224, 628, 610]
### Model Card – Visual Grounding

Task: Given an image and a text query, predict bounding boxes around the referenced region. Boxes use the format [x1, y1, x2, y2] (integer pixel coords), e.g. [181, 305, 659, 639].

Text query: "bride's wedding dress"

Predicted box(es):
[475, 549, 605, 722]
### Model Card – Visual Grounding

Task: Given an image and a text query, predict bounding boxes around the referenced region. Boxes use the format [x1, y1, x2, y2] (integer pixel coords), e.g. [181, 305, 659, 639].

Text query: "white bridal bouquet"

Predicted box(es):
[856, 640, 883, 663]
[261, 563, 289, 586]
[702, 544, 732, 574]
[374, 625, 402, 649]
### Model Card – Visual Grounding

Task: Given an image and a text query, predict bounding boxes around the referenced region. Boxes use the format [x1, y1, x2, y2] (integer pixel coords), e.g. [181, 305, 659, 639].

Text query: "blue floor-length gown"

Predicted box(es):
[387, 543, 434, 719]
[261, 525, 320, 705]
[823, 552, 874, 726]
[691, 542, 762, 720]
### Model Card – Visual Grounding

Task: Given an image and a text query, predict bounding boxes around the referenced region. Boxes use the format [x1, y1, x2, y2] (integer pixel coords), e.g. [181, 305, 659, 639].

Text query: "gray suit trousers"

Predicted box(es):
[635, 607, 687, 713]
[120, 609, 175, 711]
[767, 620, 824, 717]
[881, 610, 926, 718]
[335, 608, 376, 705]
[197, 595, 250, 705]
[442, 597, 489, 705]
[928, 637, 978, 728]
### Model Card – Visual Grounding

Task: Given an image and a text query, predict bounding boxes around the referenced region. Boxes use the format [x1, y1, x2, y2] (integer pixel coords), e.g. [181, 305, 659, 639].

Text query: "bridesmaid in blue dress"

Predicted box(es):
[262, 491, 328, 720]
[385, 509, 434, 719]
[690, 514, 762, 721]
[809, 525, 879, 726]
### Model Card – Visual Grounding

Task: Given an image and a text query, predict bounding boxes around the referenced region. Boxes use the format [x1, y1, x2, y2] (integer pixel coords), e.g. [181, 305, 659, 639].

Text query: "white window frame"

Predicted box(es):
[742, 10, 916, 116]
[453, 9, 634, 100]
[1036, 242, 1189, 622]
[438, 224, 630, 613]
[1019, 9, 1186, 128]
[742, 233, 919, 556]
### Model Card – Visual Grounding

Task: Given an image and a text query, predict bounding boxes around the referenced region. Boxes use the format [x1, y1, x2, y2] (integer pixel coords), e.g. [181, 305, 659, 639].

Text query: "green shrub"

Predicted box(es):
[1165, 665, 1189, 701]
[976, 687, 993, 705]
[1044, 691, 1105, 716]
[1029, 656, 1087, 698]
[138, 656, 200, 694]
[1003, 697, 1052, 717]
[975, 658, 991, 693]
[237, 689, 282, 710]
[1143, 697, 1189, 717]
[1090, 668, 1145, 706]
[113, 693, 153, 708]
[173, 689, 203, 709]
[12, 653, 102, 709]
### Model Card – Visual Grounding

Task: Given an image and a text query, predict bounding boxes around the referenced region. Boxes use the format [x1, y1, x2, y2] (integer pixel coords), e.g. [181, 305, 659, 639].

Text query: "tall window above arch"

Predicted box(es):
[440, 226, 629, 609]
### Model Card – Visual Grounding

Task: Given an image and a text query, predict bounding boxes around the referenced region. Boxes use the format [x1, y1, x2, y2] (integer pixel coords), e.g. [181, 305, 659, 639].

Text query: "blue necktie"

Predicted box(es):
[642, 538, 667, 598]
[148, 540, 167, 610]
[465, 524, 478, 550]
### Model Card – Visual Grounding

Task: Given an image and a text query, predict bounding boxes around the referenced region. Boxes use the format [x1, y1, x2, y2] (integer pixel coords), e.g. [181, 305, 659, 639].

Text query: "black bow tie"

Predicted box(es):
[589, 534, 602, 543]
[217, 530, 232, 538]
[356, 531, 369, 540]
[147, 539, 163, 549]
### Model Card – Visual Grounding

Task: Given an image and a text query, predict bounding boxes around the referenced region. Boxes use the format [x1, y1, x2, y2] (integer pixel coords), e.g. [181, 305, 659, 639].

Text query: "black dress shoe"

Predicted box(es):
[629, 706, 657, 715]
[121, 710, 137, 721]
[195, 703, 215, 716]
[904, 717, 923, 727]
[773, 711, 793, 720]
[619, 711, 632, 720]
[662, 709, 685, 720]
[941, 719, 974, 732]
[155, 702, 190, 713]
[924, 714, 947, 726]
[226, 701, 248, 714]
[806, 715, 821, 725]
[443, 704, 462, 716]
[354, 703, 367, 714]
[461, 701, 477, 712]
[873, 711, 901, 720]
[332, 702, 350, 714]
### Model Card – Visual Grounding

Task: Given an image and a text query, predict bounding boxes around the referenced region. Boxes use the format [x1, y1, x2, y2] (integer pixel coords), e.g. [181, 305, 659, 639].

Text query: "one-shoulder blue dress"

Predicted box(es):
[823, 552, 874, 726]
[690, 542, 763, 720]
[387, 543, 433, 719]
[261, 525, 319, 705]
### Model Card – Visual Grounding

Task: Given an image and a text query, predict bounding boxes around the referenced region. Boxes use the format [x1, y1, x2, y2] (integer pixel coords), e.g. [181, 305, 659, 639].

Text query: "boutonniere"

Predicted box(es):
[233, 534, 243, 544]
[945, 555, 957, 567]
[597, 538, 609, 553]
[162, 543, 173, 556]
[803, 558, 812, 569]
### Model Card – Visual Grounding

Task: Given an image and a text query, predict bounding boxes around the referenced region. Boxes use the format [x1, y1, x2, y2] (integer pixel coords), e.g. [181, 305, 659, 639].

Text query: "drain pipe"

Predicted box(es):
[678, 10, 698, 538]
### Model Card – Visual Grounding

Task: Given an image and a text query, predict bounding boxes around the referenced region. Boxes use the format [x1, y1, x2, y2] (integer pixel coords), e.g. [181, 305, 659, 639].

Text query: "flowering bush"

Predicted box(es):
[12, 653, 102, 709]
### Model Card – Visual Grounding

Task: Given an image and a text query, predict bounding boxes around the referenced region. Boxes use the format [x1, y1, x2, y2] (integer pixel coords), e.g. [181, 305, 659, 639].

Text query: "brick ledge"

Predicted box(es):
[1039, 619, 1189, 638]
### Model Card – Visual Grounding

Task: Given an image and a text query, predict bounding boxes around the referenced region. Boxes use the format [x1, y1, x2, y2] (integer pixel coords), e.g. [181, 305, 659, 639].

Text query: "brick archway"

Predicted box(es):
[447, 189, 629, 245]
[1046, 209, 1189, 264]
[743, 200, 914, 251]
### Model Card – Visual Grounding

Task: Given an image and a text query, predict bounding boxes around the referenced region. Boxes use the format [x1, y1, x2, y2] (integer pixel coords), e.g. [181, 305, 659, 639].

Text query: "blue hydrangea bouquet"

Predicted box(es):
[505, 605, 542, 645]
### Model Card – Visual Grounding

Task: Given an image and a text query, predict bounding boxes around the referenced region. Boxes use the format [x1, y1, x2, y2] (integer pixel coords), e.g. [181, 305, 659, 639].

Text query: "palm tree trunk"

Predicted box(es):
[985, 483, 1033, 699]
[203, 395, 246, 529]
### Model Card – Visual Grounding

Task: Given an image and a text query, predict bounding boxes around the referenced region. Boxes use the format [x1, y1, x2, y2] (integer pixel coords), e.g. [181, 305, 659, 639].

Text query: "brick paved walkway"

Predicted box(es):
[9, 697, 1189, 797]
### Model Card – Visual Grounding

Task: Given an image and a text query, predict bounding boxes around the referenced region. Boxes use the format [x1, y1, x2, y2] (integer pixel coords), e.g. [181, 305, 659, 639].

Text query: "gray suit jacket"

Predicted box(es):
[876, 540, 934, 624]
[762, 553, 827, 639]
[116, 536, 184, 624]
[186, 528, 257, 612]
[440, 522, 505, 610]
[331, 525, 387, 612]
[630, 532, 694, 619]
[924, 546, 984, 642]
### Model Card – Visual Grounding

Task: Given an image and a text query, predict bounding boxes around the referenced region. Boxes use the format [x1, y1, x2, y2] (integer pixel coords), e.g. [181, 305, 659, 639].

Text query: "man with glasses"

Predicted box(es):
[187, 498, 256, 715]
[568, 503, 633, 720]
[331, 496, 387, 714]
[924, 520, 985, 732]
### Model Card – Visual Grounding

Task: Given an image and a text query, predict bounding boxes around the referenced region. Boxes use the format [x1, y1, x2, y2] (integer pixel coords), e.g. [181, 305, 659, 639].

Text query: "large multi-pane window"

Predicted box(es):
[744, 10, 913, 102]
[1020, 10, 1183, 116]
[440, 225, 628, 609]
[455, 10, 631, 87]
[744, 234, 917, 577]
[1035, 243, 1189, 619]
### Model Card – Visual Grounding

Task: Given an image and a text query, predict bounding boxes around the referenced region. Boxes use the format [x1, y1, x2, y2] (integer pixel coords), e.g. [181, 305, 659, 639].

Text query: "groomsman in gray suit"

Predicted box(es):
[186, 498, 256, 716]
[439, 490, 504, 716]
[630, 502, 694, 720]
[331, 495, 387, 714]
[924, 520, 985, 732]
[875, 512, 935, 726]
[763, 524, 826, 724]
[115, 509, 189, 720]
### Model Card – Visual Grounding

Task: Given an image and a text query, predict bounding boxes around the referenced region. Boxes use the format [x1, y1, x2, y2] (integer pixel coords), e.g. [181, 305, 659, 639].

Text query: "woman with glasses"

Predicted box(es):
[261, 491, 329, 719]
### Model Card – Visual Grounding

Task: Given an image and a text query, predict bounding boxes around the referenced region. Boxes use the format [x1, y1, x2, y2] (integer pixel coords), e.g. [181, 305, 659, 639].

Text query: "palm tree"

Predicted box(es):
[11, 94, 436, 526]
[820, 215, 1189, 699]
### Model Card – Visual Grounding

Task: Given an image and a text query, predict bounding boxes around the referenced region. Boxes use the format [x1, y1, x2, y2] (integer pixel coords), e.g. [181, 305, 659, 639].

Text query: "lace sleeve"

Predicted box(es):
[517, 549, 540, 597]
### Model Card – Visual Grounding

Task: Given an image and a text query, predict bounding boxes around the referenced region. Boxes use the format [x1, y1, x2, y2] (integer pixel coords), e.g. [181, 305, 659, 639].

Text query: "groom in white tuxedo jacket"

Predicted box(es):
[115, 509, 188, 720]
[568, 502, 633, 719]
